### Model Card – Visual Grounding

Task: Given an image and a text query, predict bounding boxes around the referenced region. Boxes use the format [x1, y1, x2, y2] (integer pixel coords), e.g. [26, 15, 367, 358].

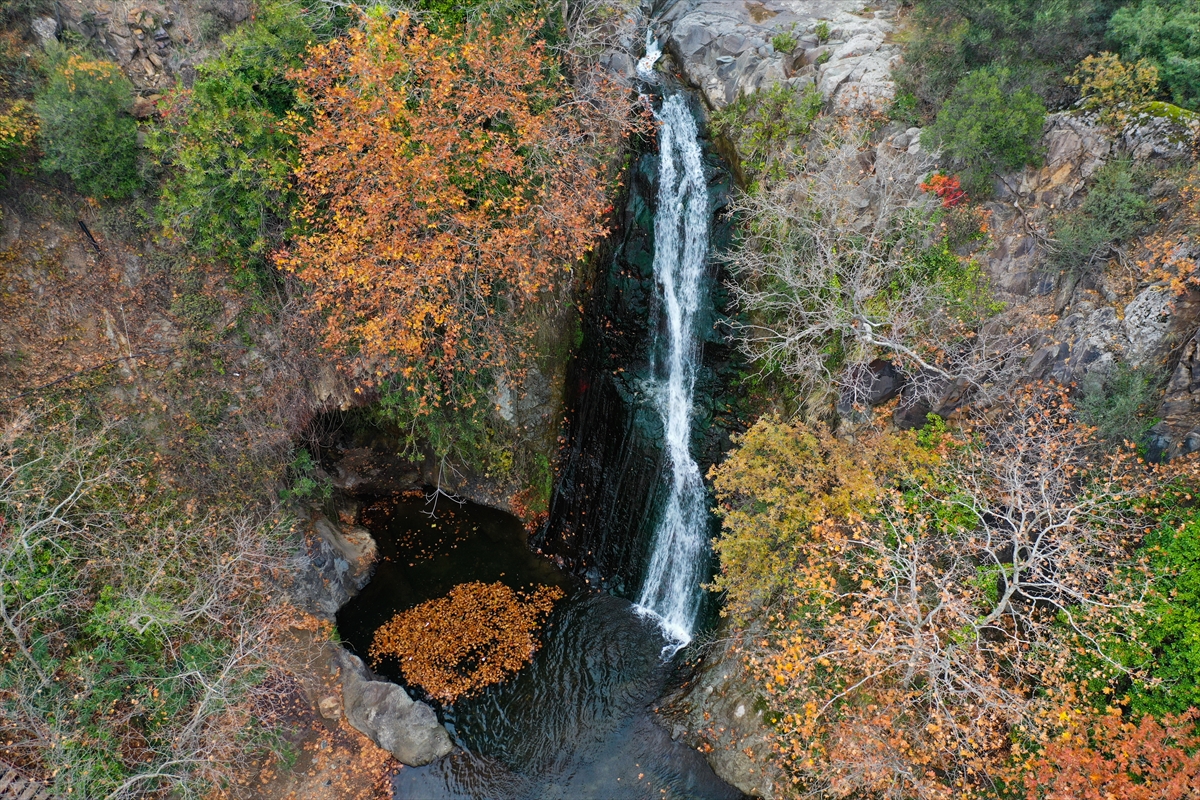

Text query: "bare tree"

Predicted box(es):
[0, 413, 294, 799]
[724, 122, 1007, 414]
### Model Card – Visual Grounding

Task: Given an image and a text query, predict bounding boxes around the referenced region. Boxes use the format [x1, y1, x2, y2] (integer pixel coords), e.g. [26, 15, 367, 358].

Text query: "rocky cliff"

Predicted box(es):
[652, 2, 1200, 795]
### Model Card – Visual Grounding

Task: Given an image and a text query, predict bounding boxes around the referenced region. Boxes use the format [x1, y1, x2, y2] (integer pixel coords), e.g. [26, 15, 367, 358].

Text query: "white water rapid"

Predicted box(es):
[634, 93, 711, 650]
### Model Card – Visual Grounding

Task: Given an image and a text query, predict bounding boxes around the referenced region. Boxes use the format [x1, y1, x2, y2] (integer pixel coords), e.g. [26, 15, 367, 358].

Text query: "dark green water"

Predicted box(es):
[336, 496, 744, 800]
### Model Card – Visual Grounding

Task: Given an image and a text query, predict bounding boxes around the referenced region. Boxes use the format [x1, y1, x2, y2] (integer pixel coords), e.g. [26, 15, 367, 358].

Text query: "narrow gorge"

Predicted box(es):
[321, 42, 743, 797]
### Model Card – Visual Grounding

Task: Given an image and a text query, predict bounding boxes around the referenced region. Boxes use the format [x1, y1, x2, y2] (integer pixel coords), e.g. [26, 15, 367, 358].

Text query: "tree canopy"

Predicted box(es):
[277, 13, 612, 415]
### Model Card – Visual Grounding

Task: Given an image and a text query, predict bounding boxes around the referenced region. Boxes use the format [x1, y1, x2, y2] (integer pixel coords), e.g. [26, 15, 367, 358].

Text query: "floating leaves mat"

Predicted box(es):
[369, 580, 564, 703]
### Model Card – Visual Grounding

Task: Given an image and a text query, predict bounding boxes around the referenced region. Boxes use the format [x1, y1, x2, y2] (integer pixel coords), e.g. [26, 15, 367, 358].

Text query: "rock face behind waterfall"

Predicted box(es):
[658, 0, 901, 112]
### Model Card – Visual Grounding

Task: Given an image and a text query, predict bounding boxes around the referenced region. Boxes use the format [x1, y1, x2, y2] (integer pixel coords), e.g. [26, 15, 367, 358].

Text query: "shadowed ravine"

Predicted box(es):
[337, 84, 739, 799]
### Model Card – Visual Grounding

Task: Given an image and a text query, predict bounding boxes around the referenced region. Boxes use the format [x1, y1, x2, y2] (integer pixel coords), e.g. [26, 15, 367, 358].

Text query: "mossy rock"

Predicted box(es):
[1141, 101, 1200, 126]
[1131, 101, 1200, 146]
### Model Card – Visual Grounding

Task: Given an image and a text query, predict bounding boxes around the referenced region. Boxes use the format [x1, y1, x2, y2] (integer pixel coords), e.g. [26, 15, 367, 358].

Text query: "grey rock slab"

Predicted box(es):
[659, 0, 899, 111]
[31, 17, 57, 47]
[339, 651, 453, 766]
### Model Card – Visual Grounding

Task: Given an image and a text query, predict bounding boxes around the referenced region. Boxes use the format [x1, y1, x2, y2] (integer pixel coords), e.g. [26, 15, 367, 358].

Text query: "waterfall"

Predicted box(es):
[634, 93, 711, 649]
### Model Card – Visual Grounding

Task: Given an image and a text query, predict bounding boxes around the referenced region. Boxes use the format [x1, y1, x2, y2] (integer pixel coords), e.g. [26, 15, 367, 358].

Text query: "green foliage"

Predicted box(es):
[1129, 514, 1200, 716]
[281, 447, 332, 501]
[897, 0, 1123, 119]
[1077, 362, 1162, 446]
[1051, 157, 1154, 273]
[909, 241, 1004, 321]
[151, 1, 329, 281]
[35, 49, 139, 199]
[772, 26, 799, 54]
[889, 89, 922, 127]
[814, 20, 831, 44]
[1108, 0, 1200, 110]
[372, 372, 512, 476]
[922, 66, 1046, 196]
[712, 83, 823, 180]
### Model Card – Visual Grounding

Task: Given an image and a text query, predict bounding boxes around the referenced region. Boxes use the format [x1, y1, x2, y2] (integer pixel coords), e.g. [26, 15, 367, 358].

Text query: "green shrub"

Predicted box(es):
[1077, 361, 1162, 446]
[922, 66, 1046, 196]
[35, 50, 139, 198]
[772, 27, 799, 54]
[152, 2, 324, 281]
[1051, 157, 1154, 273]
[897, 0, 1122, 118]
[1129, 513, 1200, 716]
[1108, 0, 1200, 110]
[814, 20, 831, 43]
[889, 89, 922, 126]
[713, 82, 823, 181]
[281, 448, 332, 501]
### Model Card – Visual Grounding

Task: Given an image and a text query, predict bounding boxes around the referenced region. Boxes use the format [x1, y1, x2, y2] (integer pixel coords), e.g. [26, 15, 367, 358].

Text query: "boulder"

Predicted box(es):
[1121, 102, 1200, 161]
[290, 512, 379, 618]
[204, 0, 252, 25]
[338, 651, 453, 766]
[836, 358, 902, 420]
[130, 95, 160, 119]
[31, 16, 57, 47]
[658, 0, 899, 113]
[329, 447, 422, 495]
[1124, 284, 1178, 367]
[1148, 329, 1200, 461]
[659, 626, 778, 797]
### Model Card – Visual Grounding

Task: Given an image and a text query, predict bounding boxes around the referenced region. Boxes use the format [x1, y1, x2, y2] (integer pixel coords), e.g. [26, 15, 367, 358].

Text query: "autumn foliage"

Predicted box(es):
[919, 171, 966, 208]
[369, 581, 563, 704]
[279, 13, 613, 410]
[1023, 708, 1200, 800]
[710, 389, 1200, 799]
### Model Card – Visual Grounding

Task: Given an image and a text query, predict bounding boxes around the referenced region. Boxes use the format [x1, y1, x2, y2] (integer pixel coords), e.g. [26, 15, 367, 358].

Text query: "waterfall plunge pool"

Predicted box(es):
[336, 494, 745, 800]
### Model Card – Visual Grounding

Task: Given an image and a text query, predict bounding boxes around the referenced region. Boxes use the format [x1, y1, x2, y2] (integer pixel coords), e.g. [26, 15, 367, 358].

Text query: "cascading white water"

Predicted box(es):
[634, 92, 711, 649]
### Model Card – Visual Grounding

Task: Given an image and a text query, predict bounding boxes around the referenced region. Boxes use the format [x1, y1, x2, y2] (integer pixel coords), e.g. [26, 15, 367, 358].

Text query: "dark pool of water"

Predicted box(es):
[336, 495, 744, 800]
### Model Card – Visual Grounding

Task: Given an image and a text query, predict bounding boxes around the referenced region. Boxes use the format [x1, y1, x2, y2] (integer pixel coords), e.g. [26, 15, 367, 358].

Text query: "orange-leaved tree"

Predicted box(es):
[1022, 706, 1200, 800]
[278, 12, 613, 415]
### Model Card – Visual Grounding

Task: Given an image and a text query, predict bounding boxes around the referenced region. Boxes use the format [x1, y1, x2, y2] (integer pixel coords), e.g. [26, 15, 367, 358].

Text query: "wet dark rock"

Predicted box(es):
[836, 358, 902, 419]
[329, 447, 422, 495]
[291, 511, 379, 619]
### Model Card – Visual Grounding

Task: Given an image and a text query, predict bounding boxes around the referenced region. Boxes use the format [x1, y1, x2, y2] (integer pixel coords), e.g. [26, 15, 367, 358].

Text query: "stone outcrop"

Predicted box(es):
[981, 114, 1112, 299]
[660, 629, 778, 798]
[286, 503, 453, 768]
[1148, 329, 1200, 460]
[657, 0, 900, 112]
[338, 650, 453, 767]
[291, 507, 379, 619]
